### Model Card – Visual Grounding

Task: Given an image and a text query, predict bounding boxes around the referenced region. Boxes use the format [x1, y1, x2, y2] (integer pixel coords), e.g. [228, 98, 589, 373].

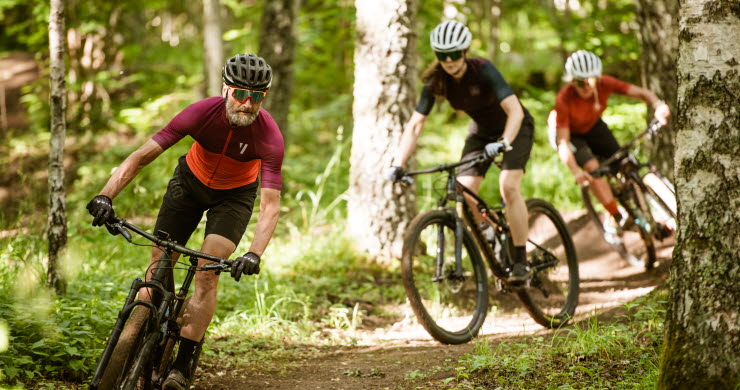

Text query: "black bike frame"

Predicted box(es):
[90, 217, 232, 389]
[405, 154, 515, 282]
[589, 120, 672, 236]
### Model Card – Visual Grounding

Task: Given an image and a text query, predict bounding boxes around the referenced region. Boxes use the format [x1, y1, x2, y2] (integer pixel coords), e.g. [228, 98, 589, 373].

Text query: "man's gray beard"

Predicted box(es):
[225, 98, 258, 126]
[227, 110, 258, 126]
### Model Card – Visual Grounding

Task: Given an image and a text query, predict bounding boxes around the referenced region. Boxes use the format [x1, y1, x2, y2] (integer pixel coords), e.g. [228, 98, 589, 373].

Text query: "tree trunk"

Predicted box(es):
[658, 1, 740, 388]
[203, 0, 224, 97]
[482, 0, 501, 63]
[349, 0, 417, 260]
[259, 0, 300, 140]
[48, 0, 67, 295]
[634, 0, 679, 181]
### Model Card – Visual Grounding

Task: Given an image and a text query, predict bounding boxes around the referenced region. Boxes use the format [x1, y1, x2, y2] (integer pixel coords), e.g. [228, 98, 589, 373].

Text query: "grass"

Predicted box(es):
[401, 289, 668, 390]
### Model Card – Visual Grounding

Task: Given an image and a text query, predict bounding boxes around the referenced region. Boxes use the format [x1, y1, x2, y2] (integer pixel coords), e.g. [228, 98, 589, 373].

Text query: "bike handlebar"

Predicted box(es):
[105, 216, 233, 270]
[587, 119, 663, 177]
[402, 153, 500, 181]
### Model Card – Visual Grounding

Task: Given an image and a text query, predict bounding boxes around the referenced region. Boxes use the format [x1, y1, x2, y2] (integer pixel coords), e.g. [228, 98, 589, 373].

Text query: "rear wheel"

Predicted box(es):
[401, 209, 489, 344]
[517, 199, 579, 328]
[581, 183, 656, 269]
[97, 306, 152, 389]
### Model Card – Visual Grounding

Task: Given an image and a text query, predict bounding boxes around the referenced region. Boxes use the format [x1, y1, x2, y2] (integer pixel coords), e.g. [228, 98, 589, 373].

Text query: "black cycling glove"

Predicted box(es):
[87, 195, 115, 226]
[231, 252, 261, 282]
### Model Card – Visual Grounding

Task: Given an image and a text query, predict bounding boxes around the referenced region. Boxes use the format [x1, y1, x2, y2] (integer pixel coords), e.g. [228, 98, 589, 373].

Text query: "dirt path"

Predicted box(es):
[193, 211, 673, 390]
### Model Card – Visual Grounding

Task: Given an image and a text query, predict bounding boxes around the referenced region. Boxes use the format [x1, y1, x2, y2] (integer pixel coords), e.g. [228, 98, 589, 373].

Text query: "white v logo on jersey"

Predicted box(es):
[239, 143, 248, 154]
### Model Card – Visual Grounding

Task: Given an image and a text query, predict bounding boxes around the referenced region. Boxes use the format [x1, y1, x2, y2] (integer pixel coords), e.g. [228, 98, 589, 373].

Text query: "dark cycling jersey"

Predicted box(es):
[415, 57, 533, 135]
[152, 97, 284, 191]
[554, 75, 631, 135]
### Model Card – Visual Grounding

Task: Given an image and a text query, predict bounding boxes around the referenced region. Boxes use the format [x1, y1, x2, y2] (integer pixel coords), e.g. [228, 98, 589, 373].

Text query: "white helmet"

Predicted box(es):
[564, 50, 602, 80]
[430, 21, 472, 52]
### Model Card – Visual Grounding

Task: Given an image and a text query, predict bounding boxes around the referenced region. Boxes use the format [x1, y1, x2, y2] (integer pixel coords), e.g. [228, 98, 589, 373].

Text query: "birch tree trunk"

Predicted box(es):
[259, 0, 300, 139]
[349, 0, 417, 260]
[659, 1, 740, 387]
[203, 0, 224, 97]
[482, 0, 500, 63]
[48, 0, 67, 295]
[634, 0, 679, 181]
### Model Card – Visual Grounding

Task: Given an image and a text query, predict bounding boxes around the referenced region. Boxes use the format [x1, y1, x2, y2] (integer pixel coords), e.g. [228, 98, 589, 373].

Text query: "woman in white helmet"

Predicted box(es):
[387, 20, 535, 283]
[549, 50, 671, 242]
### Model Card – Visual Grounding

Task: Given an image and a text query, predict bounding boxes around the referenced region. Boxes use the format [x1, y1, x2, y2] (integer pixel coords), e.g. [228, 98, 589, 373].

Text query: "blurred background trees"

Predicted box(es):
[0, 0, 695, 384]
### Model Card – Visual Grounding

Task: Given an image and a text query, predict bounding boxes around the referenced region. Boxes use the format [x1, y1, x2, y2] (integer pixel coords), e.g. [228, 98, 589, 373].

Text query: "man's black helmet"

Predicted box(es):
[222, 53, 272, 91]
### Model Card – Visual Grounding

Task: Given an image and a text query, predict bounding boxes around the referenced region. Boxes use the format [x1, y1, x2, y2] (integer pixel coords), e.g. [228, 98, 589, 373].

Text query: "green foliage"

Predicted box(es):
[0, 0, 658, 386]
[445, 291, 668, 389]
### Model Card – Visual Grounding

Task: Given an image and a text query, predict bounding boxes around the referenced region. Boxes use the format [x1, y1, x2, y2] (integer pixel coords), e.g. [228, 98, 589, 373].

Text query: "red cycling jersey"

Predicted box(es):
[554, 75, 631, 135]
[152, 97, 284, 190]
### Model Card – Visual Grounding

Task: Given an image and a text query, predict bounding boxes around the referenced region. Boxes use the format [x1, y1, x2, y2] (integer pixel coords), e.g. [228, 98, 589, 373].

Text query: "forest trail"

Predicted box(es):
[194, 211, 673, 390]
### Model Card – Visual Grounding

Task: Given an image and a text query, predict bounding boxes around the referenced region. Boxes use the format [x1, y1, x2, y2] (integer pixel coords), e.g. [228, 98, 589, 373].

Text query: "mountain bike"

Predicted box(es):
[580, 119, 677, 270]
[89, 216, 238, 390]
[400, 155, 579, 344]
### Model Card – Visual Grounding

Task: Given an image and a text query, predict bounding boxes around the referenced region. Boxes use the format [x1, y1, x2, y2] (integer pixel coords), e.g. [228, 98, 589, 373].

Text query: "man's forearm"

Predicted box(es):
[247, 208, 279, 256]
[99, 139, 164, 199]
[99, 157, 145, 199]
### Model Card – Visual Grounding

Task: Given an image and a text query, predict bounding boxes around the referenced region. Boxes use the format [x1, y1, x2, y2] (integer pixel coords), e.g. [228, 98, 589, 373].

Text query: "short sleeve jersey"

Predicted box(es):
[415, 57, 532, 135]
[152, 97, 284, 190]
[554, 75, 631, 135]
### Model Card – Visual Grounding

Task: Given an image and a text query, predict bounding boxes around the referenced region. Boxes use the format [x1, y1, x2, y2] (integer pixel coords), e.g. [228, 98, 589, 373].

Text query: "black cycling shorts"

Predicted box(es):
[570, 119, 620, 167]
[459, 118, 534, 177]
[154, 155, 258, 247]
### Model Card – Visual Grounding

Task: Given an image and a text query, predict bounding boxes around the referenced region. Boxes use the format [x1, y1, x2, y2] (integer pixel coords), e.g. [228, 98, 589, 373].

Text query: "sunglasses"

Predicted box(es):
[230, 86, 266, 104]
[435, 50, 464, 62]
[572, 78, 596, 88]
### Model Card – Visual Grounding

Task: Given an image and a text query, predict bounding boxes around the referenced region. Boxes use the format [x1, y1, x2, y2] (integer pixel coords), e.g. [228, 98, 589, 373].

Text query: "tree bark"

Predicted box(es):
[259, 0, 300, 140]
[203, 0, 224, 97]
[48, 0, 68, 295]
[482, 0, 501, 63]
[634, 0, 679, 181]
[659, 1, 740, 388]
[349, 0, 417, 260]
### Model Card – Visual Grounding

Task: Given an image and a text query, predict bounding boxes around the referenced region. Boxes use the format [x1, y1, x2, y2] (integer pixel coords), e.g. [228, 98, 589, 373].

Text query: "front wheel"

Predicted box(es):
[581, 183, 656, 269]
[517, 199, 579, 328]
[97, 306, 152, 389]
[401, 209, 489, 344]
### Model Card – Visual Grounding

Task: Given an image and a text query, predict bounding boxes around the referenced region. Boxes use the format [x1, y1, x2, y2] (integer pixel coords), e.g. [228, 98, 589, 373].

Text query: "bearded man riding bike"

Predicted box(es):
[548, 50, 670, 243]
[86, 53, 284, 389]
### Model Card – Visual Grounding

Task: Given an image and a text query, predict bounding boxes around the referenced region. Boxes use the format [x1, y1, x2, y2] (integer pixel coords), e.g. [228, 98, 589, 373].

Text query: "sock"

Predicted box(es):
[172, 337, 200, 377]
[605, 200, 621, 222]
[514, 246, 527, 265]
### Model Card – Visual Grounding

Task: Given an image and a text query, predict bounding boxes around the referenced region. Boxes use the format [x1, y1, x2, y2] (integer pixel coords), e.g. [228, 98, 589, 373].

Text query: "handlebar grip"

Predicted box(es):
[588, 166, 612, 178]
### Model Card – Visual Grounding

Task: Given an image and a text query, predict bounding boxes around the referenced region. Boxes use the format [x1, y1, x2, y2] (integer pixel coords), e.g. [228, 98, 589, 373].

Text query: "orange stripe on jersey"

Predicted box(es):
[186, 142, 261, 190]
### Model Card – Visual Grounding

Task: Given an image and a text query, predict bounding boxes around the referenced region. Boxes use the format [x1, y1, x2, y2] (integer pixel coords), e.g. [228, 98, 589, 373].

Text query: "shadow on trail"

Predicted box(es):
[195, 210, 674, 390]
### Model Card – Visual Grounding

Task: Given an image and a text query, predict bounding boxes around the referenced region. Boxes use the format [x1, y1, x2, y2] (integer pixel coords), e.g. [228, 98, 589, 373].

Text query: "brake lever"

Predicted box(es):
[105, 222, 132, 242]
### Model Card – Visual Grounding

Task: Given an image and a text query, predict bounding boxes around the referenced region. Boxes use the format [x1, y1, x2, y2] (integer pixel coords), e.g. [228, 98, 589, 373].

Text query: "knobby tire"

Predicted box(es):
[402, 209, 489, 344]
[97, 306, 151, 389]
[516, 199, 579, 328]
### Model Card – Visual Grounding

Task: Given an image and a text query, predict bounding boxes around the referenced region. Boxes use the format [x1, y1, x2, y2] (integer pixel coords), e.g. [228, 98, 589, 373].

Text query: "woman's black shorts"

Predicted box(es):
[570, 119, 621, 167]
[153, 155, 258, 247]
[459, 118, 534, 177]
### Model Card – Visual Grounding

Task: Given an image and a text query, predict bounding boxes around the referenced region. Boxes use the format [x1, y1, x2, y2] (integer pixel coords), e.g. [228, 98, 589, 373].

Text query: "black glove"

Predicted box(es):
[87, 195, 115, 227]
[231, 252, 260, 282]
[386, 166, 406, 183]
